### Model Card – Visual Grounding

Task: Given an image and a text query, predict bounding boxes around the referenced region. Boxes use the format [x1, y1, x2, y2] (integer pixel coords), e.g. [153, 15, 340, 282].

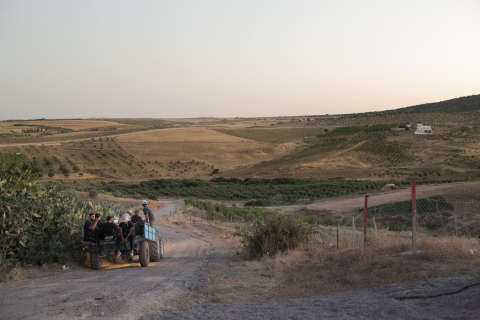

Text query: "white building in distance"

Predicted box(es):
[415, 123, 433, 135]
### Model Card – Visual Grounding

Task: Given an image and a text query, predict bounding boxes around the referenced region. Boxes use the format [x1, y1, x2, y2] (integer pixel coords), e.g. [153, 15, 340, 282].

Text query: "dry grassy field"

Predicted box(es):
[163, 207, 480, 303]
[2, 112, 480, 187]
[0, 119, 132, 134]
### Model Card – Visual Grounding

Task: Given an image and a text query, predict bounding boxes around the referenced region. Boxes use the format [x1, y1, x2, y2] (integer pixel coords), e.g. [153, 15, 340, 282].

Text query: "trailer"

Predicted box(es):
[83, 224, 164, 270]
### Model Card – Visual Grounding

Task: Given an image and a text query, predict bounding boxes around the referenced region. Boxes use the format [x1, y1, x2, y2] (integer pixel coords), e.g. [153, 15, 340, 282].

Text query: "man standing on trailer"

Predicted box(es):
[142, 200, 155, 226]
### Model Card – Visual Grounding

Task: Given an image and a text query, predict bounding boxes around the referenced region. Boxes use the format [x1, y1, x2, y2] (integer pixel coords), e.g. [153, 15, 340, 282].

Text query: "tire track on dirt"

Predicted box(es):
[0, 201, 226, 320]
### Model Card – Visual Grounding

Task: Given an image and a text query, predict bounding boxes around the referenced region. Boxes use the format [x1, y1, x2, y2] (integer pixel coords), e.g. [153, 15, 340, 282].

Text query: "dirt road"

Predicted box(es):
[0, 201, 229, 320]
[1, 199, 480, 319]
[306, 180, 480, 214]
[147, 275, 480, 319]
[0, 128, 191, 148]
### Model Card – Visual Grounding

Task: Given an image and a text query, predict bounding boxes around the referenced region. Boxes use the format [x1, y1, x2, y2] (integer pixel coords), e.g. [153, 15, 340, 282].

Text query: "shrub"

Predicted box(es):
[0, 162, 103, 278]
[244, 199, 272, 207]
[235, 212, 312, 258]
[59, 164, 70, 176]
[112, 191, 122, 197]
[89, 189, 98, 199]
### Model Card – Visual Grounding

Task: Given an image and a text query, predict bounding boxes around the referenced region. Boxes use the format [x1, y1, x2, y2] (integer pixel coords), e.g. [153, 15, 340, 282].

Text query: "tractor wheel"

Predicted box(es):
[159, 239, 164, 259]
[139, 240, 150, 267]
[149, 236, 161, 262]
[90, 247, 102, 270]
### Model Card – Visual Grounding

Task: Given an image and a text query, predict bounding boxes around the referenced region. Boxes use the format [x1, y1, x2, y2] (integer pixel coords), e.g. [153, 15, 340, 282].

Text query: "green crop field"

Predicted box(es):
[214, 127, 327, 144]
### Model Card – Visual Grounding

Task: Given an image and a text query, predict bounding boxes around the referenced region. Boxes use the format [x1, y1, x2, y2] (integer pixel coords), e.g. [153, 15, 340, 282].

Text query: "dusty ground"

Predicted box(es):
[146, 275, 480, 319]
[305, 180, 480, 215]
[114, 128, 294, 173]
[1, 197, 480, 319]
[0, 201, 231, 320]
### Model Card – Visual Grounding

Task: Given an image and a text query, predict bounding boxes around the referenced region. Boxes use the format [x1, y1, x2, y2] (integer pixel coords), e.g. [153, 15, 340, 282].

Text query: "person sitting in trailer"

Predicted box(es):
[93, 213, 104, 239]
[131, 209, 142, 224]
[132, 209, 145, 237]
[116, 213, 134, 257]
[102, 215, 119, 240]
[84, 213, 106, 258]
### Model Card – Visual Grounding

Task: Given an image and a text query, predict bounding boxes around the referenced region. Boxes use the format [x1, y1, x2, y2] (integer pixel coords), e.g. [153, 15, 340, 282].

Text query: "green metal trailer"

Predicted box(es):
[83, 224, 164, 270]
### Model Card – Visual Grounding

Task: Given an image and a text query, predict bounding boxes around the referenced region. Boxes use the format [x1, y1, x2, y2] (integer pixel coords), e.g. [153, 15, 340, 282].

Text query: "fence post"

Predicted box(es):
[412, 177, 417, 253]
[364, 195, 369, 246]
[352, 215, 355, 248]
[454, 215, 458, 237]
[337, 219, 339, 249]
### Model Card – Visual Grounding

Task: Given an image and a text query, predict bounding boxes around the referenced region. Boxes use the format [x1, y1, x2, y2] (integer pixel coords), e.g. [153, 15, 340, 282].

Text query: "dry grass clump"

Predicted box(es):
[213, 235, 480, 302]
[0, 267, 25, 283]
[418, 236, 480, 261]
[277, 236, 479, 296]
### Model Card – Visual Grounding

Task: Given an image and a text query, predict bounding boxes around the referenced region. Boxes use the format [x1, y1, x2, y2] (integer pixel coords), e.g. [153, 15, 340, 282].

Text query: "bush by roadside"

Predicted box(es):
[0, 161, 114, 280]
[234, 212, 312, 258]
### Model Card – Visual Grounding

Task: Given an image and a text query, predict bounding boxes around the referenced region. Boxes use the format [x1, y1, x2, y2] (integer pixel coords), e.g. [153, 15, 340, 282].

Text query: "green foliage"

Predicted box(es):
[244, 199, 272, 207]
[59, 164, 70, 176]
[112, 191, 123, 197]
[215, 127, 326, 144]
[115, 177, 408, 204]
[212, 169, 219, 174]
[88, 189, 98, 199]
[184, 199, 311, 258]
[234, 212, 312, 258]
[0, 162, 93, 277]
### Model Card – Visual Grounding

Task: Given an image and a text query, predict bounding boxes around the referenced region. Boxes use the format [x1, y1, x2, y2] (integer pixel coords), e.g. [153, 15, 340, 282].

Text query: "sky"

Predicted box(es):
[1, 1, 479, 120]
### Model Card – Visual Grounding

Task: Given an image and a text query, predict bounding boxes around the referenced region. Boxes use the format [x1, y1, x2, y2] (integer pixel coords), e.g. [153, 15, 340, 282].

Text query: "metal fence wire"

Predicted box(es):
[311, 196, 480, 250]
[364, 196, 480, 237]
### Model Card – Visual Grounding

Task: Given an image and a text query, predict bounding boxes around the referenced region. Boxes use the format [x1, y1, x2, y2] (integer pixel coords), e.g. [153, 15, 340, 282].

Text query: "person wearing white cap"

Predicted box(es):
[141, 200, 155, 226]
[116, 213, 134, 257]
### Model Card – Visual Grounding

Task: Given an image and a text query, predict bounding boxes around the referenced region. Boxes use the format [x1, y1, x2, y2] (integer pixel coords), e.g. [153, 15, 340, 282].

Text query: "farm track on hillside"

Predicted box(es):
[0, 128, 193, 148]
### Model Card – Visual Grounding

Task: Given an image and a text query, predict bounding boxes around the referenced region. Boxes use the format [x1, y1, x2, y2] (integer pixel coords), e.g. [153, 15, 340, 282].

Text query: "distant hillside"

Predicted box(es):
[394, 94, 480, 113]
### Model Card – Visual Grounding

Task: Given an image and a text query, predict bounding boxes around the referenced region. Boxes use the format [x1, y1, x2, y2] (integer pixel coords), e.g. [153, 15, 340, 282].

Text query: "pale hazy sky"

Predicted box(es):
[1, 1, 479, 120]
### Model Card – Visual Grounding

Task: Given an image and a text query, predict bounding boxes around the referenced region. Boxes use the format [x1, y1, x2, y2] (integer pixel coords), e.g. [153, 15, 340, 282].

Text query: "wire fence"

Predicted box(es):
[312, 196, 480, 250]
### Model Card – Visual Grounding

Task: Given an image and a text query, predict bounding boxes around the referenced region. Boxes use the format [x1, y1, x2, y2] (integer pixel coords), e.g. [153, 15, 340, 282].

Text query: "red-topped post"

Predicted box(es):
[364, 195, 369, 246]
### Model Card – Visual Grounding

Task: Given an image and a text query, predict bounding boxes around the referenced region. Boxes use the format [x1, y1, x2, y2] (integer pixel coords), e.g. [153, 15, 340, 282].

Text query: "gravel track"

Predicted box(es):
[0, 202, 228, 320]
[1, 201, 479, 319]
[143, 275, 480, 320]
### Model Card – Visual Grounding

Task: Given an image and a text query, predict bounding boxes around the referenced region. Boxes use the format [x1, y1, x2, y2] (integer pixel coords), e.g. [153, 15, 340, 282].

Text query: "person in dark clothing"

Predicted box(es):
[116, 213, 134, 257]
[132, 209, 144, 237]
[84, 213, 105, 257]
[102, 215, 118, 239]
[131, 209, 142, 224]
[94, 213, 105, 239]
[141, 200, 155, 225]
